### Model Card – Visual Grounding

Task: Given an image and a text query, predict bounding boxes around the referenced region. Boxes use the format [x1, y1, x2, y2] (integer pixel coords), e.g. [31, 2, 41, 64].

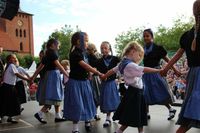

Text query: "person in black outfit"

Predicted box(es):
[142, 29, 180, 120]
[87, 43, 102, 121]
[161, 0, 200, 132]
[96, 41, 120, 127]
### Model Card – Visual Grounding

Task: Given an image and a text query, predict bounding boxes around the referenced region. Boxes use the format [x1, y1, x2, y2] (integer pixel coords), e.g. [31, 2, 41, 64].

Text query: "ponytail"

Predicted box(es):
[191, 0, 200, 51]
[191, 15, 200, 51]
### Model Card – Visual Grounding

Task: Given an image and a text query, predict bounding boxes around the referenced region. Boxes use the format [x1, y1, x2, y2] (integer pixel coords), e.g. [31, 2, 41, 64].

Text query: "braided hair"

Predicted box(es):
[101, 41, 113, 56]
[70, 31, 87, 53]
[191, 0, 200, 51]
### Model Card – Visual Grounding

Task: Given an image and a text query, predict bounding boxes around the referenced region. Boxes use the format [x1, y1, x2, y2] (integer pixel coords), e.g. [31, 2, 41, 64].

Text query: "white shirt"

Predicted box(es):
[3, 64, 19, 85]
[113, 62, 144, 89]
[17, 66, 28, 82]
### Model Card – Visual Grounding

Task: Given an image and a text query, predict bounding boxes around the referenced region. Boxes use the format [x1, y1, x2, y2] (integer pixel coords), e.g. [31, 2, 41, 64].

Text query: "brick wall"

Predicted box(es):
[0, 11, 34, 56]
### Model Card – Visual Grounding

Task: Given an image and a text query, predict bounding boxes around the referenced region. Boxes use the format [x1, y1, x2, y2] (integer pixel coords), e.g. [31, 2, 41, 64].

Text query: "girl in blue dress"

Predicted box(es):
[63, 32, 102, 133]
[31, 38, 68, 124]
[101, 41, 161, 133]
[162, 0, 200, 132]
[142, 29, 179, 120]
[96, 41, 120, 127]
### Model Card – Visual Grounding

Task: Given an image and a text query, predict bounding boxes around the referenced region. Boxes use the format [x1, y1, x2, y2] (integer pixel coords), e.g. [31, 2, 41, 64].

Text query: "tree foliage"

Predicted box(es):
[115, 27, 144, 56]
[115, 16, 194, 55]
[41, 25, 80, 60]
[1, 52, 34, 68]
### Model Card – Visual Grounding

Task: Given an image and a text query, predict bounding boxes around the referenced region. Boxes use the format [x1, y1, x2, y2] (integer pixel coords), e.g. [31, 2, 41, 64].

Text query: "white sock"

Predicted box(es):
[169, 108, 174, 111]
[85, 121, 91, 126]
[38, 111, 44, 118]
[73, 123, 79, 132]
[116, 128, 123, 133]
[106, 115, 111, 120]
[55, 112, 62, 119]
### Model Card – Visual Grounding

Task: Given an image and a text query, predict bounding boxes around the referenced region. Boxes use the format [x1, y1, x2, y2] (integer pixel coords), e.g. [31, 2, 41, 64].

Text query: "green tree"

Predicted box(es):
[115, 16, 194, 55]
[154, 16, 194, 50]
[41, 25, 80, 60]
[115, 27, 144, 56]
[1, 52, 34, 68]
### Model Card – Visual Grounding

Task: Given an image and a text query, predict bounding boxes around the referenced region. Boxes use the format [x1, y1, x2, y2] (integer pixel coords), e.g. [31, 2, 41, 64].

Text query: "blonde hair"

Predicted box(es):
[191, 0, 200, 51]
[61, 60, 69, 69]
[122, 41, 144, 62]
[87, 43, 97, 54]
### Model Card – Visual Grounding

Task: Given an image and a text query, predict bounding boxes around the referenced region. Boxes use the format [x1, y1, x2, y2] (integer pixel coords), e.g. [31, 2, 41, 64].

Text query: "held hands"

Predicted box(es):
[29, 76, 35, 84]
[160, 68, 182, 77]
[100, 74, 107, 81]
[160, 69, 167, 77]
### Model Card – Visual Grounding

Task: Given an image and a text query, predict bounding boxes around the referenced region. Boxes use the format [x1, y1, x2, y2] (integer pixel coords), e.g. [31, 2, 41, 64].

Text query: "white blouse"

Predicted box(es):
[3, 64, 19, 85]
[113, 62, 144, 89]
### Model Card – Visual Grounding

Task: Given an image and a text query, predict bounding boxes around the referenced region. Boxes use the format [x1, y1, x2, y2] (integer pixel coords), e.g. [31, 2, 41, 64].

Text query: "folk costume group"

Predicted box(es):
[1, 1, 200, 133]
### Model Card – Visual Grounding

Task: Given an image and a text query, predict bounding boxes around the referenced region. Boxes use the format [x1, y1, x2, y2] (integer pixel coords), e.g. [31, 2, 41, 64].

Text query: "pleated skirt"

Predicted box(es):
[63, 78, 96, 121]
[100, 80, 120, 113]
[176, 67, 200, 128]
[90, 75, 101, 107]
[143, 73, 174, 105]
[113, 86, 147, 127]
[36, 70, 63, 106]
[0, 83, 21, 117]
[15, 80, 27, 104]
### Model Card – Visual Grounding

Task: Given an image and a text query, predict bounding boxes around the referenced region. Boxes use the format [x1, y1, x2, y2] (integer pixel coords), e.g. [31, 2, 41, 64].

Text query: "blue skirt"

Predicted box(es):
[177, 67, 200, 128]
[63, 78, 96, 121]
[143, 73, 174, 105]
[100, 80, 120, 113]
[36, 70, 63, 105]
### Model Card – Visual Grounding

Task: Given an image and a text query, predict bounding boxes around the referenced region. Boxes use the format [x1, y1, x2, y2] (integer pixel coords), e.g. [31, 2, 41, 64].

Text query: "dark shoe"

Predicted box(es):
[72, 131, 80, 133]
[0, 118, 2, 123]
[20, 107, 24, 113]
[168, 109, 176, 120]
[103, 119, 111, 128]
[147, 114, 151, 120]
[55, 117, 67, 122]
[7, 117, 18, 124]
[85, 121, 91, 132]
[34, 113, 47, 124]
[94, 115, 101, 121]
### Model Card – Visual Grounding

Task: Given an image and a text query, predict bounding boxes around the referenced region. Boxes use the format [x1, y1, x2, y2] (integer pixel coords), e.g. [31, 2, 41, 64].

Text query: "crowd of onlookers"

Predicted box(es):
[163, 55, 188, 101]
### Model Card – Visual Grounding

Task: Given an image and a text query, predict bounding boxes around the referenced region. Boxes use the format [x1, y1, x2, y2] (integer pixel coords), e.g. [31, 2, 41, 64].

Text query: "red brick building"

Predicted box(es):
[0, 8, 34, 56]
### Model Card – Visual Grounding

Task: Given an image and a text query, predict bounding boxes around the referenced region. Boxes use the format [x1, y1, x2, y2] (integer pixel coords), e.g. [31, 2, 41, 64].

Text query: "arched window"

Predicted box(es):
[15, 29, 18, 37]
[20, 42, 23, 51]
[20, 29, 22, 37]
[24, 30, 26, 37]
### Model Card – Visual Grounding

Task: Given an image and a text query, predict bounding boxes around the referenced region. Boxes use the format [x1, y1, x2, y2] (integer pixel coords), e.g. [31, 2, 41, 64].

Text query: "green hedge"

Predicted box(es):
[1, 52, 39, 68]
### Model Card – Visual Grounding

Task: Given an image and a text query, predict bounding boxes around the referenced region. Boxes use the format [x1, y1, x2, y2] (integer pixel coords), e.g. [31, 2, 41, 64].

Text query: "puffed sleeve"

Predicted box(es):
[112, 65, 119, 73]
[124, 63, 144, 77]
[49, 51, 58, 61]
[10, 64, 18, 74]
[71, 50, 83, 63]
[41, 56, 46, 65]
[159, 46, 167, 59]
[179, 31, 188, 50]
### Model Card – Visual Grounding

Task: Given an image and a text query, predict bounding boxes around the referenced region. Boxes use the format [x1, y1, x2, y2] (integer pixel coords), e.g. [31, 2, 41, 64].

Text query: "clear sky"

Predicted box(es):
[21, 0, 194, 56]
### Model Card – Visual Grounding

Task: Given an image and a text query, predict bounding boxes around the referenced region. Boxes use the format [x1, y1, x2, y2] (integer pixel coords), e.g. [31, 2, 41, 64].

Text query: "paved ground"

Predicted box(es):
[0, 101, 200, 133]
